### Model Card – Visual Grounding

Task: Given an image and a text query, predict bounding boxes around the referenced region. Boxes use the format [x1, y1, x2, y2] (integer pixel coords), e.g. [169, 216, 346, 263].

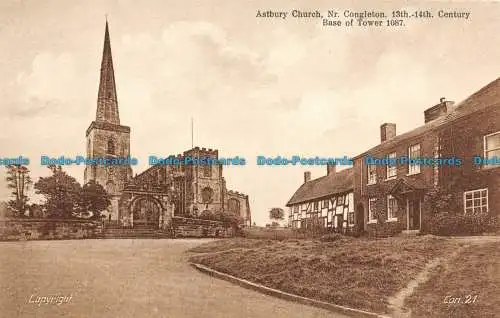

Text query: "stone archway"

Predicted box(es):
[130, 196, 163, 228]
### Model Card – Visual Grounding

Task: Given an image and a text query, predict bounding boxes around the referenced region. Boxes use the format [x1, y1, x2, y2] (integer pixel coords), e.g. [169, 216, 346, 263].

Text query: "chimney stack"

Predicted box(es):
[304, 171, 311, 183]
[424, 98, 455, 123]
[380, 123, 397, 142]
[327, 163, 336, 176]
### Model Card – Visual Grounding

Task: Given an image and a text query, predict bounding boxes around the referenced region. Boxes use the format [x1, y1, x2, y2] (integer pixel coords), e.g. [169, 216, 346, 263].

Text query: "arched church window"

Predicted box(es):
[107, 139, 115, 155]
[201, 187, 214, 203]
[228, 198, 240, 215]
[107, 166, 115, 177]
[106, 180, 115, 194]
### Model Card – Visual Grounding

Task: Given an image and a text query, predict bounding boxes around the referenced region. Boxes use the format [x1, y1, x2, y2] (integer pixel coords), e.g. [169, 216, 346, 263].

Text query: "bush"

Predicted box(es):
[319, 233, 345, 242]
[198, 210, 215, 220]
[421, 212, 498, 236]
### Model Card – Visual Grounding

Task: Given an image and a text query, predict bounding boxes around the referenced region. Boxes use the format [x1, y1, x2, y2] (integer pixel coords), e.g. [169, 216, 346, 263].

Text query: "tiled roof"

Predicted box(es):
[286, 168, 353, 206]
[354, 77, 500, 158]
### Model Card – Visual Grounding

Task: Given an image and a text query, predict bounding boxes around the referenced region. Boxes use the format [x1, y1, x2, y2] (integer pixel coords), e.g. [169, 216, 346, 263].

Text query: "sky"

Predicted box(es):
[0, 0, 499, 225]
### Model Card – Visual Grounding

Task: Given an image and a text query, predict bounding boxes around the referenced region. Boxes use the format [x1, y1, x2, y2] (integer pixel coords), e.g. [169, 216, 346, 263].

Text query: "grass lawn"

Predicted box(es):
[404, 241, 500, 318]
[189, 235, 463, 314]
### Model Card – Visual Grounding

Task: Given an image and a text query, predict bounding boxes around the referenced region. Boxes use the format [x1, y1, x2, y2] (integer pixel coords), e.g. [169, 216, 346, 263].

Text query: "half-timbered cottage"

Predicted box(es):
[286, 165, 355, 231]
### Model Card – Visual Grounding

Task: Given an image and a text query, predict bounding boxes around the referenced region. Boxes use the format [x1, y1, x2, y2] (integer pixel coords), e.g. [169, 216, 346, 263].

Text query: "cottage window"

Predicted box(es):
[348, 192, 354, 211]
[367, 164, 377, 185]
[387, 195, 398, 221]
[485, 132, 500, 160]
[313, 201, 319, 211]
[368, 198, 377, 223]
[337, 195, 345, 205]
[386, 152, 397, 179]
[408, 143, 421, 175]
[293, 205, 299, 213]
[348, 212, 355, 225]
[464, 188, 488, 215]
[330, 198, 337, 209]
[322, 199, 329, 209]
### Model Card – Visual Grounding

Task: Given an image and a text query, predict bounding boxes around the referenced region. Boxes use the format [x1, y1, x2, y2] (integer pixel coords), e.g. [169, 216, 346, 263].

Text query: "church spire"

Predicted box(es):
[96, 19, 120, 124]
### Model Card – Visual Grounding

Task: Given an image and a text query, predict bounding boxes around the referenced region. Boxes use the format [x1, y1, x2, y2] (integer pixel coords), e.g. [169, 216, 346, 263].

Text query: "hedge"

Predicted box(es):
[421, 212, 498, 236]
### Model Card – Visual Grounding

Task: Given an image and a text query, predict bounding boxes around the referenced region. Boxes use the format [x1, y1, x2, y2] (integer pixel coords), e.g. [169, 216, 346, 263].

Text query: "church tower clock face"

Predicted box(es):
[201, 187, 214, 203]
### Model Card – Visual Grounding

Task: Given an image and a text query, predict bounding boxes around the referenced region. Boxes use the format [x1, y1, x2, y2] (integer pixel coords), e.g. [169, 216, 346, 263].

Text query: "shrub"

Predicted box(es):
[319, 233, 345, 242]
[421, 212, 498, 236]
[198, 210, 215, 220]
[423, 188, 453, 214]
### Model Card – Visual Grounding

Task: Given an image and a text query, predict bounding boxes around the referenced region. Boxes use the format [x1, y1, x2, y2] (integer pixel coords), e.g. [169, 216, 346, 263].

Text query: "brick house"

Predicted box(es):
[286, 165, 355, 231]
[352, 78, 500, 236]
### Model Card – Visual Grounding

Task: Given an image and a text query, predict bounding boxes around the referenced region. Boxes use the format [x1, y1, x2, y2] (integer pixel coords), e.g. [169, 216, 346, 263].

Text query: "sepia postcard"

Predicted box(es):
[0, 0, 499, 317]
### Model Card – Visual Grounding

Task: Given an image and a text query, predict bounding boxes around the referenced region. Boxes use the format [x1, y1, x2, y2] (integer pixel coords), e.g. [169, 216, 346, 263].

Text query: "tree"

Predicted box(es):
[269, 207, 285, 221]
[34, 165, 82, 218]
[215, 210, 244, 229]
[0, 201, 11, 218]
[28, 203, 45, 218]
[79, 180, 110, 219]
[5, 165, 32, 217]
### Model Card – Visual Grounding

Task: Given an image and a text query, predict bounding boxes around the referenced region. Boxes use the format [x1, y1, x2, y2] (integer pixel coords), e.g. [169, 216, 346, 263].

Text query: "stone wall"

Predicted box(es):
[172, 216, 232, 238]
[0, 218, 103, 241]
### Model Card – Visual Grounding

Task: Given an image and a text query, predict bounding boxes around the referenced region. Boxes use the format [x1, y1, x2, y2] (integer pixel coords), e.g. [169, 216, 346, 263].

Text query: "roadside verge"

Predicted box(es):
[191, 263, 390, 318]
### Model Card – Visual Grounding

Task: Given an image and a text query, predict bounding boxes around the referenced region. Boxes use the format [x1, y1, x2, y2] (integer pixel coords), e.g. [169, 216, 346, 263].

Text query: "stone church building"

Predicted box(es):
[84, 21, 251, 229]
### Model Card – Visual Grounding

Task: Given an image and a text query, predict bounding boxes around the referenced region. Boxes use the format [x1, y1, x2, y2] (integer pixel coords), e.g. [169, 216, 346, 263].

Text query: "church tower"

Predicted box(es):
[84, 20, 132, 220]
